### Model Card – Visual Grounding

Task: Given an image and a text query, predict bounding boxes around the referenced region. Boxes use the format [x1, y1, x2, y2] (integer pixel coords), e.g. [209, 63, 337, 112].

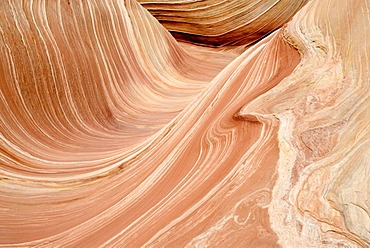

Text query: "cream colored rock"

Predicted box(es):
[238, 0, 370, 247]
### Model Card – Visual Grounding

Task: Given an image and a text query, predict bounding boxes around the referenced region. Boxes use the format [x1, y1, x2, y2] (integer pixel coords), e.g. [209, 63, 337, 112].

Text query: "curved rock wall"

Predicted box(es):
[0, 0, 368, 247]
[138, 0, 308, 47]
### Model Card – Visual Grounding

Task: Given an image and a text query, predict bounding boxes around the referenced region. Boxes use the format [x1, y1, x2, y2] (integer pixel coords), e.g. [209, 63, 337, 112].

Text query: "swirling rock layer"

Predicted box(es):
[0, 0, 369, 247]
[138, 0, 308, 47]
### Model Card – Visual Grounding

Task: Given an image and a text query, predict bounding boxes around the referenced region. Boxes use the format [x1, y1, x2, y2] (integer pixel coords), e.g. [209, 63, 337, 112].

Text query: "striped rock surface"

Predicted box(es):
[138, 0, 308, 47]
[0, 0, 369, 247]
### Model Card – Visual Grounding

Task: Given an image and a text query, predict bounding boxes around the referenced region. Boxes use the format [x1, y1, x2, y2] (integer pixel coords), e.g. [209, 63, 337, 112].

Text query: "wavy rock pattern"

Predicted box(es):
[138, 0, 308, 47]
[0, 0, 369, 247]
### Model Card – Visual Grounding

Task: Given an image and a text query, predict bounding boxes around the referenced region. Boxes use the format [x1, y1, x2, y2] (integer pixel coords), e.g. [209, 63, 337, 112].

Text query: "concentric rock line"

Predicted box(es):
[138, 0, 308, 47]
[0, 0, 369, 247]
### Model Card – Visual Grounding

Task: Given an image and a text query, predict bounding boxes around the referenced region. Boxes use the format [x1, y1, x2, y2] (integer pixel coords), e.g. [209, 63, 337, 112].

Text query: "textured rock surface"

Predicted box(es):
[0, 0, 369, 247]
[138, 0, 308, 47]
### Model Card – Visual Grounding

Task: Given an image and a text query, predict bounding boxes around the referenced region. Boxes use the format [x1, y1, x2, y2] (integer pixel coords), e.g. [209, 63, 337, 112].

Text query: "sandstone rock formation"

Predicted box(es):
[137, 0, 308, 47]
[0, 0, 368, 247]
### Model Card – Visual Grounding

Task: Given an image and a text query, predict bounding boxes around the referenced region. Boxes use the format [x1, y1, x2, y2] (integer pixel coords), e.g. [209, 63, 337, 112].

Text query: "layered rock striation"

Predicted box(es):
[0, 0, 369, 247]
